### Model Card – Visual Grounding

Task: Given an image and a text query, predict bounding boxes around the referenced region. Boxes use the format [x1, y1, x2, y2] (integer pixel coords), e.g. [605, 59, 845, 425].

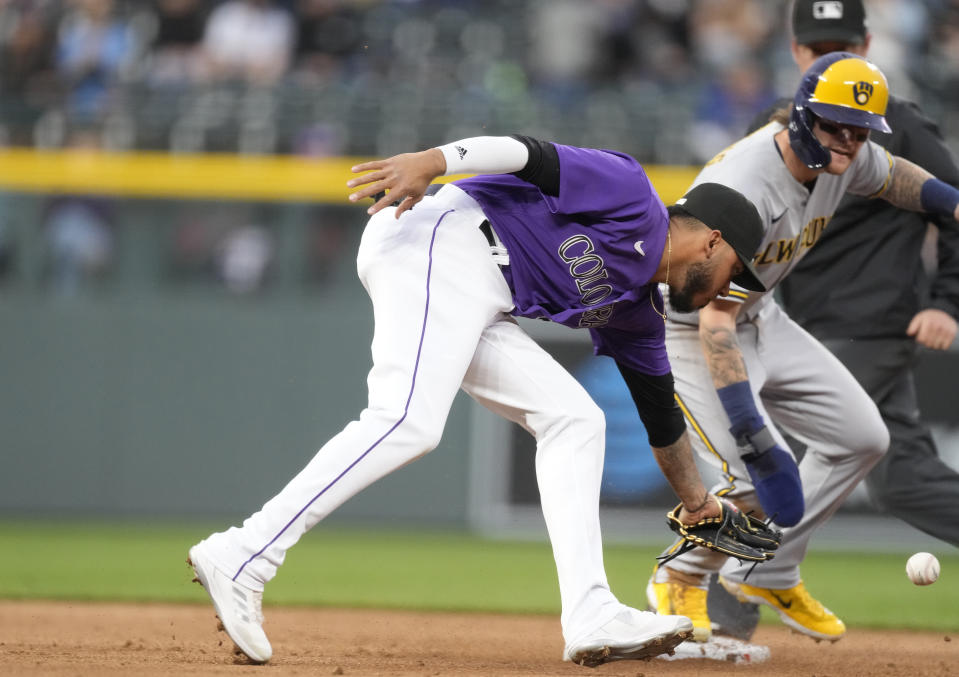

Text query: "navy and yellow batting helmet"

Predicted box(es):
[789, 52, 891, 169]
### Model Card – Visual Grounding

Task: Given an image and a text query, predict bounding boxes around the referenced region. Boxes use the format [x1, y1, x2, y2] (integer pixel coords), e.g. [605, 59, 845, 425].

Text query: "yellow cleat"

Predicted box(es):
[719, 577, 845, 642]
[646, 568, 712, 642]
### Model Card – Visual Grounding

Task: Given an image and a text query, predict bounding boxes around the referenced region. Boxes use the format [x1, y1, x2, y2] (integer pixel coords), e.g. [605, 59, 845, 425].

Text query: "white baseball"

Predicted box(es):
[906, 552, 940, 586]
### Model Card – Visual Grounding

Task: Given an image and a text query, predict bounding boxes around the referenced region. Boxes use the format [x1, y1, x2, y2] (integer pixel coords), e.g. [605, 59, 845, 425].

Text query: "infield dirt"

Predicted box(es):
[1, 600, 955, 676]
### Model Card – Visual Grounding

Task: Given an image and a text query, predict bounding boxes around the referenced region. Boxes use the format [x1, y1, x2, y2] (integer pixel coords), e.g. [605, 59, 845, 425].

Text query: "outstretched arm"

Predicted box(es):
[884, 157, 959, 223]
[884, 157, 934, 211]
[347, 136, 533, 218]
[347, 147, 448, 217]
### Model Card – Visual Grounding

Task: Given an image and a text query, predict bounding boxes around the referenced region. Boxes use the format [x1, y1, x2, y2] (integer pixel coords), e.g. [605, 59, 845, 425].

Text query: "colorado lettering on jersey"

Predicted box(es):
[578, 305, 615, 328]
[755, 216, 830, 265]
[557, 234, 615, 327]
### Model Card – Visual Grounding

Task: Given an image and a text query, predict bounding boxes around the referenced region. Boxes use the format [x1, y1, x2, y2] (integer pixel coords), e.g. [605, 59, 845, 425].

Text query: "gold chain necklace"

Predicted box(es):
[651, 228, 671, 323]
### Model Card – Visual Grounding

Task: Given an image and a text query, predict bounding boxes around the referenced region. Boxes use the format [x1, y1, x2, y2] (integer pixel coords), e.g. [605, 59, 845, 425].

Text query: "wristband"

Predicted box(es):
[716, 381, 763, 438]
[738, 425, 777, 460]
[436, 136, 529, 176]
[920, 178, 959, 217]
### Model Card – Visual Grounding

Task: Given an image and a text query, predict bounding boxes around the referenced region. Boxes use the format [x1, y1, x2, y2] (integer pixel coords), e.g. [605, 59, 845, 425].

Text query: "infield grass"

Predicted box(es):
[0, 519, 956, 632]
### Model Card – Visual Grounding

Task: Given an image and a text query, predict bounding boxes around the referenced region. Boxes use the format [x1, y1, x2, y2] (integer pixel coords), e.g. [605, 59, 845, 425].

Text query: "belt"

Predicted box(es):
[479, 220, 496, 247]
[426, 184, 509, 266]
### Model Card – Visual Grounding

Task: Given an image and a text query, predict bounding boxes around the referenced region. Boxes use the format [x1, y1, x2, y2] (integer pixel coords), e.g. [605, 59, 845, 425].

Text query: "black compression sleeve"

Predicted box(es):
[509, 134, 560, 197]
[615, 363, 686, 448]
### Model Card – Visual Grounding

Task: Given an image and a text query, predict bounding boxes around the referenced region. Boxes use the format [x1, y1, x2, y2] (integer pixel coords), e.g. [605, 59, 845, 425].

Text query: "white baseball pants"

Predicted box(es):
[198, 186, 624, 643]
[662, 301, 889, 588]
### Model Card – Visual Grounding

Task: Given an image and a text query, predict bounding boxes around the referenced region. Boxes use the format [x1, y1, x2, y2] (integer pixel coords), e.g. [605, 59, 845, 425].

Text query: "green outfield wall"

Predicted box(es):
[0, 289, 476, 524]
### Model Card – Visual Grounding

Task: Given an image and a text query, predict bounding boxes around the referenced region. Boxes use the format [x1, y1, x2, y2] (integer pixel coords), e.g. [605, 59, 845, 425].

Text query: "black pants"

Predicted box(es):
[823, 337, 959, 548]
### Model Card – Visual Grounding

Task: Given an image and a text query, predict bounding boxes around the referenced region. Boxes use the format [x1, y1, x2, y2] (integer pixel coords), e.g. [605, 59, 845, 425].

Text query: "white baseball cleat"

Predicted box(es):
[562, 606, 693, 668]
[188, 543, 272, 664]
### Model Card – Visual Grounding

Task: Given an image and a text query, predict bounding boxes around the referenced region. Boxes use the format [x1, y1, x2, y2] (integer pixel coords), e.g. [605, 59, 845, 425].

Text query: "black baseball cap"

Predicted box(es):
[672, 183, 766, 292]
[792, 0, 867, 45]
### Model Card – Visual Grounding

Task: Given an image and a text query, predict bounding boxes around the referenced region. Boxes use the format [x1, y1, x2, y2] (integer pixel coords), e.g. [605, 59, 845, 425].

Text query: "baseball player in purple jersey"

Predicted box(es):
[648, 51, 959, 646]
[188, 134, 768, 667]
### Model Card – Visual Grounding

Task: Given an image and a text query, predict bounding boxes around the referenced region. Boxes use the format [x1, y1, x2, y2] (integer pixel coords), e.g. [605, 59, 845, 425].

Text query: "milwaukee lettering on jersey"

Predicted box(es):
[755, 216, 830, 265]
[557, 234, 617, 327]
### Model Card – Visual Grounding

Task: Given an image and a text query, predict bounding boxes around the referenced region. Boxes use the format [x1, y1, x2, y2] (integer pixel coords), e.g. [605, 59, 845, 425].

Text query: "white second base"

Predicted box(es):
[657, 636, 771, 664]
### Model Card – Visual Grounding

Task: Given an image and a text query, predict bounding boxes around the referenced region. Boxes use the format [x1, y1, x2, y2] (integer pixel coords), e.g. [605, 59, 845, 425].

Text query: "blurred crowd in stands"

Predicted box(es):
[1, 0, 958, 296]
[1, 0, 958, 164]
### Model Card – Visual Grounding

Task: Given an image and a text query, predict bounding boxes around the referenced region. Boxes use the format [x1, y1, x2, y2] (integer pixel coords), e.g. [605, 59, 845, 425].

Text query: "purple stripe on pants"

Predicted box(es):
[232, 209, 455, 582]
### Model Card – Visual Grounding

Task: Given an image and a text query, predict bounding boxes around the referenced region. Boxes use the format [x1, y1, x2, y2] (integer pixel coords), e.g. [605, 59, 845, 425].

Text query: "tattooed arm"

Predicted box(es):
[883, 156, 959, 223]
[883, 157, 934, 212]
[651, 432, 721, 523]
[699, 297, 806, 525]
[699, 298, 747, 388]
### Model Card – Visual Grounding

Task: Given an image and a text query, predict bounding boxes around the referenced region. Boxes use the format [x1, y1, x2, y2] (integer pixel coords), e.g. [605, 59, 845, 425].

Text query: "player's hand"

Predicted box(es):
[678, 493, 721, 526]
[347, 148, 447, 218]
[907, 308, 957, 350]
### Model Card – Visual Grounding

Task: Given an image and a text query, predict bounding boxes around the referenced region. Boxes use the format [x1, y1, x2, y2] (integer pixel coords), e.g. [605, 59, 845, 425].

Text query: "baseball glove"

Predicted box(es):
[660, 498, 782, 567]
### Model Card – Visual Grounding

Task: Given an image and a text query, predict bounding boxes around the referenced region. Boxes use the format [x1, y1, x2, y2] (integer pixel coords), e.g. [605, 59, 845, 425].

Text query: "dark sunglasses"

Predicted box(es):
[815, 119, 870, 143]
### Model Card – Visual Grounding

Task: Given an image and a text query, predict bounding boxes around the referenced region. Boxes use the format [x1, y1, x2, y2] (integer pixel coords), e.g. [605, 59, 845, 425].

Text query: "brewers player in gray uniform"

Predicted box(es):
[648, 52, 959, 643]
[187, 135, 768, 666]
[706, 0, 959, 644]
[779, 0, 959, 547]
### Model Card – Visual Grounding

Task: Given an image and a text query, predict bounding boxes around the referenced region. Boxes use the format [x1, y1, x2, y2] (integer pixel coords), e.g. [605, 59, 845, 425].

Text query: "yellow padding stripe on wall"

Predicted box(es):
[0, 149, 700, 203]
[0, 149, 376, 202]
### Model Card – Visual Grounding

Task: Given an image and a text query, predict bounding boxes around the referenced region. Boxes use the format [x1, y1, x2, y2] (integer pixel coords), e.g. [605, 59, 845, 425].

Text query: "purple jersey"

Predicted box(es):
[455, 144, 671, 375]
